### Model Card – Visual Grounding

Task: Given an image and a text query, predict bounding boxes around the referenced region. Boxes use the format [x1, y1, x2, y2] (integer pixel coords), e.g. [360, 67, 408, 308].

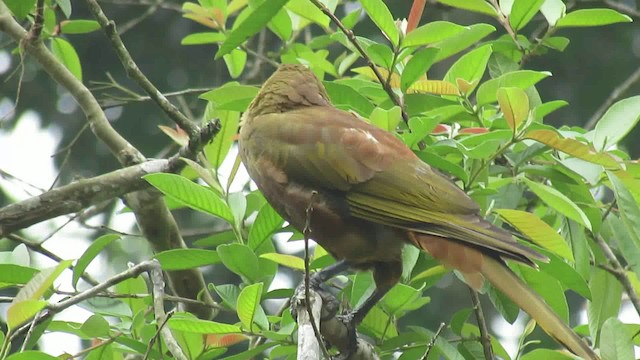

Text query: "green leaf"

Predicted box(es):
[236, 282, 263, 331]
[4, 0, 36, 20]
[538, 252, 590, 299]
[287, 0, 331, 28]
[402, 21, 467, 48]
[520, 349, 574, 360]
[434, 23, 496, 62]
[50, 38, 82, 81]
[7, 300, 47, 331]
[588, 268, 622, 345]
[381, 283, 421, 315]
[495, 209, 573, 261]
[223, 49, 247, 79]
[532, 100, 568, 120]
[13, 260, 73, 304]
[213, 284, 240, 310]
[366, 43, 394, 69]
[0, 264, 39, 288]
[360, 0, 399, 46]
[268, 7, 292, 41]
[155, 249, 220, 270]
[436, 0, 496, 17]
[524, 179, 592, 230]
[444, 44, 492, 95]
[600, 318, 634, 360]
[497, 87, 529, 132]
[543, 36, 570, 51]
[115, 276, 147, 316]
[369, 106, 401, 131]
[606, 171, 640, 253]
[401, 47, 440, 92]
[323, 81, 375, 117]
[169, 317, 242, 334]
[55, 0, 71, 18]
[145, 173, 234, 223]
[228, 191, 247, 234]
[215, 0, 289, 59]
[592, 95, 640, 150]
[199, 82, 259, 111]
[540, 0, 566, 26]
[248, 203, 284, 251]
[556, 8, 632, 28]
[5, 351, 59, 360]
[509, 0, 544, 30]
[520, 266, 569, 322]
[181, 32, 225, 45]
[72, 234, 119, 289]
[217, 243, 260, 283]
[204, 108, 240, 169]
[60, 20, 100, 34]
[476, 70, 550, 105]
[525, 129, 620, 168]
[80, 314, 111, 338]
[259, 253, 304, 270]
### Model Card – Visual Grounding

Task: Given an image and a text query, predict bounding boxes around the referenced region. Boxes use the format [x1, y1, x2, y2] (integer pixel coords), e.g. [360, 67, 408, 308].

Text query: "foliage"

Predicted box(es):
[0, 0, 639, 359]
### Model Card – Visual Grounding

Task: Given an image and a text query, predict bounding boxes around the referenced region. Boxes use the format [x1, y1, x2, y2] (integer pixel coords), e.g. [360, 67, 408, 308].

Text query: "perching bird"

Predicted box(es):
[238, 64, 599, 360]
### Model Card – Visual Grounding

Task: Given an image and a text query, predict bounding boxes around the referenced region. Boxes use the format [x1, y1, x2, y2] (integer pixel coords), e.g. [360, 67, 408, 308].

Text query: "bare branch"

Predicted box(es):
[0, 2, 144, 167]
[307, 0, 409, 123]
[585, 66, 640, 130]
[469, 289, 494, 360]
[84, 0, 199, 136]
[593, 234, 640, 317]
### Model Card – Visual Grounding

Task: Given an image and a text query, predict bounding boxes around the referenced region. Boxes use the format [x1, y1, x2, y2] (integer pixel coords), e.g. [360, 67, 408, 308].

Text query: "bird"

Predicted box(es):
[238, 63, 599, 360]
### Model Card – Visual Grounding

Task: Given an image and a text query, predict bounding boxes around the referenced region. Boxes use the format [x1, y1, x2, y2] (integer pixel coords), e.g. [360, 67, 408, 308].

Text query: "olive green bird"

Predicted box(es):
[239, 64, 599, 360]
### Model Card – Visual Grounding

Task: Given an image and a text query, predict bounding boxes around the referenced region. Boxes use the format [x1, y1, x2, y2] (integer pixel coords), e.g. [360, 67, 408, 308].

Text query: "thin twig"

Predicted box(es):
[84, 0, 199, 136]
[29, 0, 45, 40]
[6, 233, 100, 286]
[302, 190, 331, 359]
[488, 0, 523, 52]
[308, 0, 409, 123]
[69, 330, 123, 359]
[469, 289, 494, 360]
[585, 66, 640, 130]
[592, 234, 640, 317]
[421, 322, 446, 360]
[118, 0, 161, 34]
[149, 261, 187, 360]
[20, 310, 42, 352]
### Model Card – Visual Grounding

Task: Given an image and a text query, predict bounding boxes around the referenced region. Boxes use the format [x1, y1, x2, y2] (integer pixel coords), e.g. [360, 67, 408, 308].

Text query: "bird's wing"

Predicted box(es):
[245, 106, 542, 263]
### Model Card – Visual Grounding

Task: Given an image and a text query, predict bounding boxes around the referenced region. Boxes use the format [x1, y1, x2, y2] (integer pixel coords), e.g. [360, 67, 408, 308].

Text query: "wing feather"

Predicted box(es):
[245, 105, 544, 263]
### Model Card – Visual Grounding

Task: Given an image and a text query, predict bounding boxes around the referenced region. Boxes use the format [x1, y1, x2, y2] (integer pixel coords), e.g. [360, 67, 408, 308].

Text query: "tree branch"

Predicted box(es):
[307, 0, 409, 123]
[84, 0, 199, 137]
[0, 3, 219, 319]
[9, 259, 186, 360]
[469, 289, 494, 360]
[585, 66, 640, 130]
[593, 234, 640, 317]
[0, 120, 219, 236]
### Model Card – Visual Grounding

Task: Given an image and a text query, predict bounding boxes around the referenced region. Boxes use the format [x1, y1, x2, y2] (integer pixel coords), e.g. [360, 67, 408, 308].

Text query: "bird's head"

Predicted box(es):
[245, 64, 331, 117]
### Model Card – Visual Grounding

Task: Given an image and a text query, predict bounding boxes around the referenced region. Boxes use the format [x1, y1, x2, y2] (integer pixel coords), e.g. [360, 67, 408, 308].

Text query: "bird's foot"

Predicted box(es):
[332, 311, 359, 360]
[290, 277, 327, 321]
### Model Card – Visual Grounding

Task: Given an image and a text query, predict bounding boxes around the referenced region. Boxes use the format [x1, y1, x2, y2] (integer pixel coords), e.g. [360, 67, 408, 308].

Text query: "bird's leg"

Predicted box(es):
[335, 261, 403, 360]
[308, 260, 351, 288]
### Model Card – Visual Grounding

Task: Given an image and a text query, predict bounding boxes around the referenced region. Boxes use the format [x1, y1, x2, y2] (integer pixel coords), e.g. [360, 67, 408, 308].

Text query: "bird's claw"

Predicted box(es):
[290, 277, 324, 321]
[332, 311, 358, 360]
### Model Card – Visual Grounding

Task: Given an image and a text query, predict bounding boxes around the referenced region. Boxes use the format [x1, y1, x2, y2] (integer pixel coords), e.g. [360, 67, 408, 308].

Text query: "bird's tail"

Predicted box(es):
[480, 255, 599, 360]
[410, 233, 600, 360]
